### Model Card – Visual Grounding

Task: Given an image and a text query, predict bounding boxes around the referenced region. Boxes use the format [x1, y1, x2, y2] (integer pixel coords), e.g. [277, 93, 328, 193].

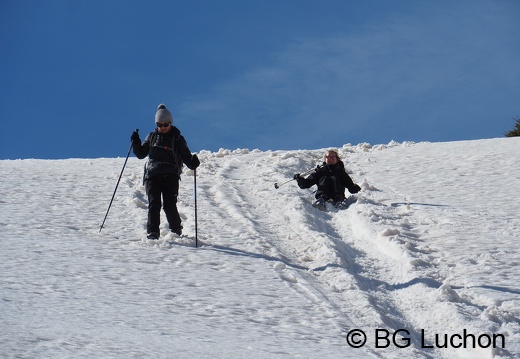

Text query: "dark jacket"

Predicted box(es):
[297, 161, 360, 194]
[132, 126, 197, 180]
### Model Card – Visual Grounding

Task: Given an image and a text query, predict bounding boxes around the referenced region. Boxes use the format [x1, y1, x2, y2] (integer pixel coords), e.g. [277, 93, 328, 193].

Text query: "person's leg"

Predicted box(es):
[162, 177, 182, 234]
[330, 175, 346, 202]
[316, 176, 334, 200]
[146, 179, 162, 236]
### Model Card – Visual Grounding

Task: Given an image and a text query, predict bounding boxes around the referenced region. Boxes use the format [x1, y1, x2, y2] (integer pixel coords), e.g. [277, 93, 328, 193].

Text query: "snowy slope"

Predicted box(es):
[1, 137, 519, 359]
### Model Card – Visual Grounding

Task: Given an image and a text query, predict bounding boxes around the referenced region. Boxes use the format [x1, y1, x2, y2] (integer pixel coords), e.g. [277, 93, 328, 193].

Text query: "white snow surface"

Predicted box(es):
[1, 137, 519, 358]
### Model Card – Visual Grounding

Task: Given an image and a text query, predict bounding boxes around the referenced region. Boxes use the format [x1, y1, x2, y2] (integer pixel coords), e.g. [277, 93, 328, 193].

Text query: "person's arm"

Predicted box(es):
[342, 171, 361, 193]
[178, 135, 200, 170]
[131, 131, 152, 159]
[295, 172, 318, 189]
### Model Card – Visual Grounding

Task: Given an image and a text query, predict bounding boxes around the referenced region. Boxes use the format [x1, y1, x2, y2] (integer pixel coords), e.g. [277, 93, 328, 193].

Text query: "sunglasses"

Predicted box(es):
[157, 123, 170, 128]
[326, 155, 337, 159]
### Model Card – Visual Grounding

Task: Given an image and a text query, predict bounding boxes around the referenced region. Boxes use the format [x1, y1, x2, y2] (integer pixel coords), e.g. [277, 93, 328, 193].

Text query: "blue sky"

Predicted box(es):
[1, 0, 519, 159]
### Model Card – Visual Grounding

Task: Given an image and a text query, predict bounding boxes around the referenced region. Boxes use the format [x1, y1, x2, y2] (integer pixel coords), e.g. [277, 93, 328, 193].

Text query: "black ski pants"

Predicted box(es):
[315, 175, 345, 200]
[145, 175, 181, 234]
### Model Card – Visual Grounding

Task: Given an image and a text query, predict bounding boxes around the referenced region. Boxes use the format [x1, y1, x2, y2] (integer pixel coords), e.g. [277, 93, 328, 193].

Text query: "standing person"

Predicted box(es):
[131, 104, 200, 239]
[294, 149, 361, 209]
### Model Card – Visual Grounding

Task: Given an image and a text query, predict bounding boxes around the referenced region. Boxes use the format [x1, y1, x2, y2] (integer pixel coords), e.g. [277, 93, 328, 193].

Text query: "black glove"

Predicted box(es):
[188, 154, 200, 170]
[350, 184, 361, 194]
[131, 130, 140, 143]
[294, 175, 305, 187]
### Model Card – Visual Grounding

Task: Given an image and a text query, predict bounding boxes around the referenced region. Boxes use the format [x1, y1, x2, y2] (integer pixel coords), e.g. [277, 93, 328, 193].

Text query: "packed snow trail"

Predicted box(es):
[1, 138, 518, 358]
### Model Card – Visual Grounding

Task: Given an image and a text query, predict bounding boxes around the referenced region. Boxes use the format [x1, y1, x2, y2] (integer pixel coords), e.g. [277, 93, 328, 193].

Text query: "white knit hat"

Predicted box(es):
[155, 104, 173, 124]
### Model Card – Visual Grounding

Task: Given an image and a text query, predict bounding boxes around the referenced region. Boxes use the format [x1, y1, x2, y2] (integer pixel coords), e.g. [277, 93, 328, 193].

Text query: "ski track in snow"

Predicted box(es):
[1, 138, 519, 358]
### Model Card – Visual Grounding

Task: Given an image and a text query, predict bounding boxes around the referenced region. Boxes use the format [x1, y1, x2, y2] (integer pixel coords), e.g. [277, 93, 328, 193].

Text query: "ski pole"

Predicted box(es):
[194, 168, 198, 247]
[99, 129, 138, 232]
[274, 166, 319, 189]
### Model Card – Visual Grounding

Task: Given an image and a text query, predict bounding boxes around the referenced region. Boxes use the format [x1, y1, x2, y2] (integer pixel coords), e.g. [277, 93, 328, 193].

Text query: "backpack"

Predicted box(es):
[144, 130, 184, 181]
